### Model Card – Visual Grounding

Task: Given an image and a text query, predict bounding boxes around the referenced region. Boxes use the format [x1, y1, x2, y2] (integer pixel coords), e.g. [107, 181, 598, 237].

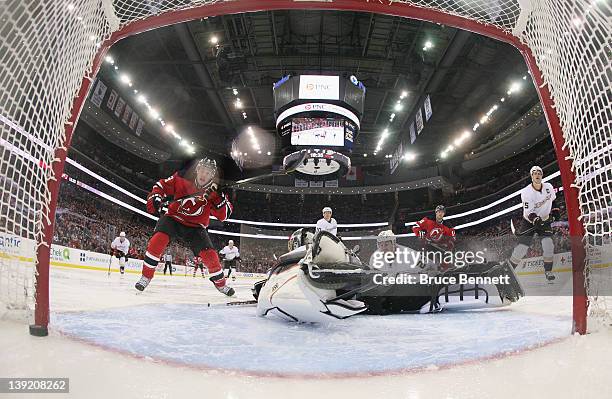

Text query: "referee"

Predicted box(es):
[163, 251, 173, 275]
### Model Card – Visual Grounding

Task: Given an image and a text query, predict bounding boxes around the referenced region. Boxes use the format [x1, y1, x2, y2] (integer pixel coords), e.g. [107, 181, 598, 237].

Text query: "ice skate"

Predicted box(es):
[216, 284, 235, 297]
[135, 276, 151, 291]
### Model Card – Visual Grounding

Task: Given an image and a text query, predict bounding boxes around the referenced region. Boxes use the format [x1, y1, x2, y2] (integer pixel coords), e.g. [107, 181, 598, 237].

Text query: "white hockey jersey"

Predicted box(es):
[316, 217, 338, 236]
[220, 246, 240, 260]
[520, 182, 556, 221]
[111, 237, 130, 254]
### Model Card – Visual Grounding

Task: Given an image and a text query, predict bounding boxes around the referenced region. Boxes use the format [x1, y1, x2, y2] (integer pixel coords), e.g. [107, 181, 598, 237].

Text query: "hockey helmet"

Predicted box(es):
[322, 207, 332, 215]
[376, 230, 396, 251]
[195, 158, 217, 189]
[119, 231, 126, 237]
[530, 165, 543, 175]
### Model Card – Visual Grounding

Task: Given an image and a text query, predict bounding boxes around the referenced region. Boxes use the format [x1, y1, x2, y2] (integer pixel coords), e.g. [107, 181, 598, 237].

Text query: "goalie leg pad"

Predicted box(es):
[256, 265, 367, 323]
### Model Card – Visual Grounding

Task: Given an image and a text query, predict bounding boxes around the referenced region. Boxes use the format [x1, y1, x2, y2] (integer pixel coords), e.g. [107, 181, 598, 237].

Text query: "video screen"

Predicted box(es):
[291, 117, 345, 146]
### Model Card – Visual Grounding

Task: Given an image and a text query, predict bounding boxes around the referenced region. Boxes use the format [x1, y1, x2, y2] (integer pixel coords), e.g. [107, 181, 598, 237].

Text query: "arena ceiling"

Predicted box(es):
[91, 9, 540, 171]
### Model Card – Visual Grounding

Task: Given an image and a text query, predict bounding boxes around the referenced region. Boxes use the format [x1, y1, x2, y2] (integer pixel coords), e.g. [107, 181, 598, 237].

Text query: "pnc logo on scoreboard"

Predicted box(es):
[305, 83, 332, 91]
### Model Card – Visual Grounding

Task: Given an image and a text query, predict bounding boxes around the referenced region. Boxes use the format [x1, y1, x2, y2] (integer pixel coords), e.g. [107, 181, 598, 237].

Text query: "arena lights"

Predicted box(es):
[439, 73, 529, 160]
[394, 102, 403, 112]
[375, 128, 391, 155]
[104, 55, 195, 154]
[403, 152, 416, 162]
[507, 81, 522, 95]
[210, 35, 219, 44]
[423, 40, 434, 51]
[235, 98, 243, 109]
[247, 126, 260, 152]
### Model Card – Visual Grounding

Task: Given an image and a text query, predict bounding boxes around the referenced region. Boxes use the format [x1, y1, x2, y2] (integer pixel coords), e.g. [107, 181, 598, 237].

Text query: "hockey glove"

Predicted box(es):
[550, 208, 561, 221]
[529, 213, 543, 227]
[148, 194, 169, 216]
[214, 191, 231, 209]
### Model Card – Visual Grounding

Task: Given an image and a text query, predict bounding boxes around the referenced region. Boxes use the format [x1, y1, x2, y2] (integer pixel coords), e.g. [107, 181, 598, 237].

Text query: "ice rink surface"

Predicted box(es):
[1, 266, 611, 399]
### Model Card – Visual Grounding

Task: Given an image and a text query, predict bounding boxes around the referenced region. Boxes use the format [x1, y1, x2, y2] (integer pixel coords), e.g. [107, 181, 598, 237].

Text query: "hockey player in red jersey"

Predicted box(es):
[135, 158, 235, 296]
[412, 205, 456, 251]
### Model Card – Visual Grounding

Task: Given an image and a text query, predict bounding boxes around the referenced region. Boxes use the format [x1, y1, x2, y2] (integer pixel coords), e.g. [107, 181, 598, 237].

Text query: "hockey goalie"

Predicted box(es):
[253, 230, 524, 323]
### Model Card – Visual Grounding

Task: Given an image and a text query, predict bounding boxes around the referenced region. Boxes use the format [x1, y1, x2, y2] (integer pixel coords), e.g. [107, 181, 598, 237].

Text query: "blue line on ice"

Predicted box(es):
[52, 304, 570, 375]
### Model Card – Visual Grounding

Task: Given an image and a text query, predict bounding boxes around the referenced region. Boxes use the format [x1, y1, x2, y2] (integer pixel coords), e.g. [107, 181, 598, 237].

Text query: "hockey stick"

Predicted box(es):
[204, 299, 257, 308]
[107, 253, 113, 277]
[510, 219, 537, 236]
[218, 149, 308, 191]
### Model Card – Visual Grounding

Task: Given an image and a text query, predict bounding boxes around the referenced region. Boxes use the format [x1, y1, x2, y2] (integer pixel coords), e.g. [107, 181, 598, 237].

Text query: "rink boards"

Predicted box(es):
[0, 232, 266, 279]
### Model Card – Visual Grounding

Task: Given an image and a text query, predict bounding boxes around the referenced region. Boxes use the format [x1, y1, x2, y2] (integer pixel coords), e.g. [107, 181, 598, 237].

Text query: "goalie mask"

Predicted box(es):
[194, 158, 217, 190]
[288, 228, 314, 252]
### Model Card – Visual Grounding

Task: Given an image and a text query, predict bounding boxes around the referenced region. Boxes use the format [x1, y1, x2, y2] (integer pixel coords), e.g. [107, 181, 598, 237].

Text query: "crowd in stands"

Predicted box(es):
[232, 191, 394, 224]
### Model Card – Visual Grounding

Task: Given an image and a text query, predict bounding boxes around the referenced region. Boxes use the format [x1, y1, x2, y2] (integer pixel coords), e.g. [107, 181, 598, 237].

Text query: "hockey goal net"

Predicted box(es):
[0, 0, 610, 334]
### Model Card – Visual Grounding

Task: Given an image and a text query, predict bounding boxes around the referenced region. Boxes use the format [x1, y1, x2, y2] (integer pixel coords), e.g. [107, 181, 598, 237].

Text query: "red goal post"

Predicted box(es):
[0, 0, 608, 335]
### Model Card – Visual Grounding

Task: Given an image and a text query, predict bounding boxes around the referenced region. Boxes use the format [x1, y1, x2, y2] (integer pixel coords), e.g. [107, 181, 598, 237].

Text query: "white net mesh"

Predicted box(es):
[0, 0, 609, 329]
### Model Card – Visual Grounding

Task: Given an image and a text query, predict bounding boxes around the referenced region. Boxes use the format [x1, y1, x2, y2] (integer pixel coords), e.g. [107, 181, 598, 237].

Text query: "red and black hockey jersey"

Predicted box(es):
[146, 172, 232, 228]
[412, 217, 456, 250]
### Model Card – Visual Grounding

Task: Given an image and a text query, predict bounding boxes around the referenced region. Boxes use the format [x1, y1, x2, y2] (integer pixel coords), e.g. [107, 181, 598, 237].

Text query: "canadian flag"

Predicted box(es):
[345, 166, 362, 181]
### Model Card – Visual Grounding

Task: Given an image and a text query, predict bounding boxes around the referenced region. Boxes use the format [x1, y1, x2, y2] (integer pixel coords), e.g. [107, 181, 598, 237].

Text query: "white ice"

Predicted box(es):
[1, 266, 611, 399]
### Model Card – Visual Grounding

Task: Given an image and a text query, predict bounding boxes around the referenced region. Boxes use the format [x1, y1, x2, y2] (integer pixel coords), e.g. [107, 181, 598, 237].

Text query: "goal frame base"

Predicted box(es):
[29, 324, 49, 337]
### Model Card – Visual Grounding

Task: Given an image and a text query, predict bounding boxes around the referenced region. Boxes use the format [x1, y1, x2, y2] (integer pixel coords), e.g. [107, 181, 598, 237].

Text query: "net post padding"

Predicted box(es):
[38, 0, 595, 334]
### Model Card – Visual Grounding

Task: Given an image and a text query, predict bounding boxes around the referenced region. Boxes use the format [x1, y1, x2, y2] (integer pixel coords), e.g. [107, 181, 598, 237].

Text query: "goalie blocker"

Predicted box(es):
[253, 230, 524, 323]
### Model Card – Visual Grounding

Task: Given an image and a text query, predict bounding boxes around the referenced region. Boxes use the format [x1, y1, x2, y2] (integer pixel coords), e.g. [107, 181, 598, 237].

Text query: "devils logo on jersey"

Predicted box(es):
[177, 196, 208, 217]
[428, 227, 444, 241]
